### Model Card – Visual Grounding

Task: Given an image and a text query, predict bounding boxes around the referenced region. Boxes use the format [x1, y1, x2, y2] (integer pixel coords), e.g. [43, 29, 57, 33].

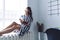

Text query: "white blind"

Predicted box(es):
[0, 0, 27, 31]
[48, 0, 60, 15]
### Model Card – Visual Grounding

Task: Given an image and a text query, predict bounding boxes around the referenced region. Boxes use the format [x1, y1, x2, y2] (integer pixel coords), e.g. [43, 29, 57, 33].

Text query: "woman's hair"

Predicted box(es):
[26, 7, 33, 21]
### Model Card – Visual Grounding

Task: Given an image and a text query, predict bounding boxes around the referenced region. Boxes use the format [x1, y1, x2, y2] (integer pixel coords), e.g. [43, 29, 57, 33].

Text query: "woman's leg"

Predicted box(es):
[3, 22, 18, 30]
[0, 24, 20, 35]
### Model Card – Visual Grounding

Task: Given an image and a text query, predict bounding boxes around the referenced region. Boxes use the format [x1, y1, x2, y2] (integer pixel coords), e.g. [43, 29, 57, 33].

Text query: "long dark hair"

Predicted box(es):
[26, 7, 33, 21]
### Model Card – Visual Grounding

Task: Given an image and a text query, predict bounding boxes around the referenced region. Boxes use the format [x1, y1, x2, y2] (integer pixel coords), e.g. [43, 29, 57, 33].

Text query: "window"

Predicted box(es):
[0, 0, 28, 31]
[48, 0, 60, 15]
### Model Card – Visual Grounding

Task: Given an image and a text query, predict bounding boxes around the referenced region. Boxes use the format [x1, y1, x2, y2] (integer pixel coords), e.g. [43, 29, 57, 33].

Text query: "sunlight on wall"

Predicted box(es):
[0, 0, 28, 31]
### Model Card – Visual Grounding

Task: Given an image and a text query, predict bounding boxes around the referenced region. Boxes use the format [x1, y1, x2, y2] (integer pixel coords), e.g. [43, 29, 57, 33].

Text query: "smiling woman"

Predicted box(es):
[0, 0, 28, 31]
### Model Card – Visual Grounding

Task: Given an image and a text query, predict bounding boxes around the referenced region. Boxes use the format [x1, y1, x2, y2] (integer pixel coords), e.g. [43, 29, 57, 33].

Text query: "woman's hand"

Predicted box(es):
[19, 19, 28, 25]
[19, 19, 24, 24]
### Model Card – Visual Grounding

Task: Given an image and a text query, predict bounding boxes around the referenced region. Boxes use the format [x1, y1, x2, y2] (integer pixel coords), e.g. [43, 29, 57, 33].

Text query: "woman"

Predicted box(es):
[0, 7, 33, 36]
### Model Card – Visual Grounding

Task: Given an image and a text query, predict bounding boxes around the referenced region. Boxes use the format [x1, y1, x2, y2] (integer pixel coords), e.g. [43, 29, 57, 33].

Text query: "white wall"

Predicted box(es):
[38, 0, 48, 31]
[38, 0, 48, 39]
[28, 0, 39, 40]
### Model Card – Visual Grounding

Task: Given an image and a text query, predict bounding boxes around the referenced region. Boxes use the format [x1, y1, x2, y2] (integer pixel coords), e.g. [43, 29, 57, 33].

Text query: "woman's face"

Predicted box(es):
[25, 9, 29, 16]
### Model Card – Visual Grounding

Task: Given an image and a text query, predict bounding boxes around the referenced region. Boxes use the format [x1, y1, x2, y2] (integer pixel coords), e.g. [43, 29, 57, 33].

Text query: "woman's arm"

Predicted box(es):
[19, 19, 28, 25]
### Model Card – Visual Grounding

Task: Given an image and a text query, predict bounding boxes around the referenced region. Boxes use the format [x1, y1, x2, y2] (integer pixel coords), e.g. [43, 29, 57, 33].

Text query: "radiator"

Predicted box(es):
[0, 31, 34, 40]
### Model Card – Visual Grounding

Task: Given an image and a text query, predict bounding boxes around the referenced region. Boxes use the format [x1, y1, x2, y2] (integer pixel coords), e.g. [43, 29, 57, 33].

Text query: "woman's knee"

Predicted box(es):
[12, 22, 17, 25]
[13, 22, 15, 23]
